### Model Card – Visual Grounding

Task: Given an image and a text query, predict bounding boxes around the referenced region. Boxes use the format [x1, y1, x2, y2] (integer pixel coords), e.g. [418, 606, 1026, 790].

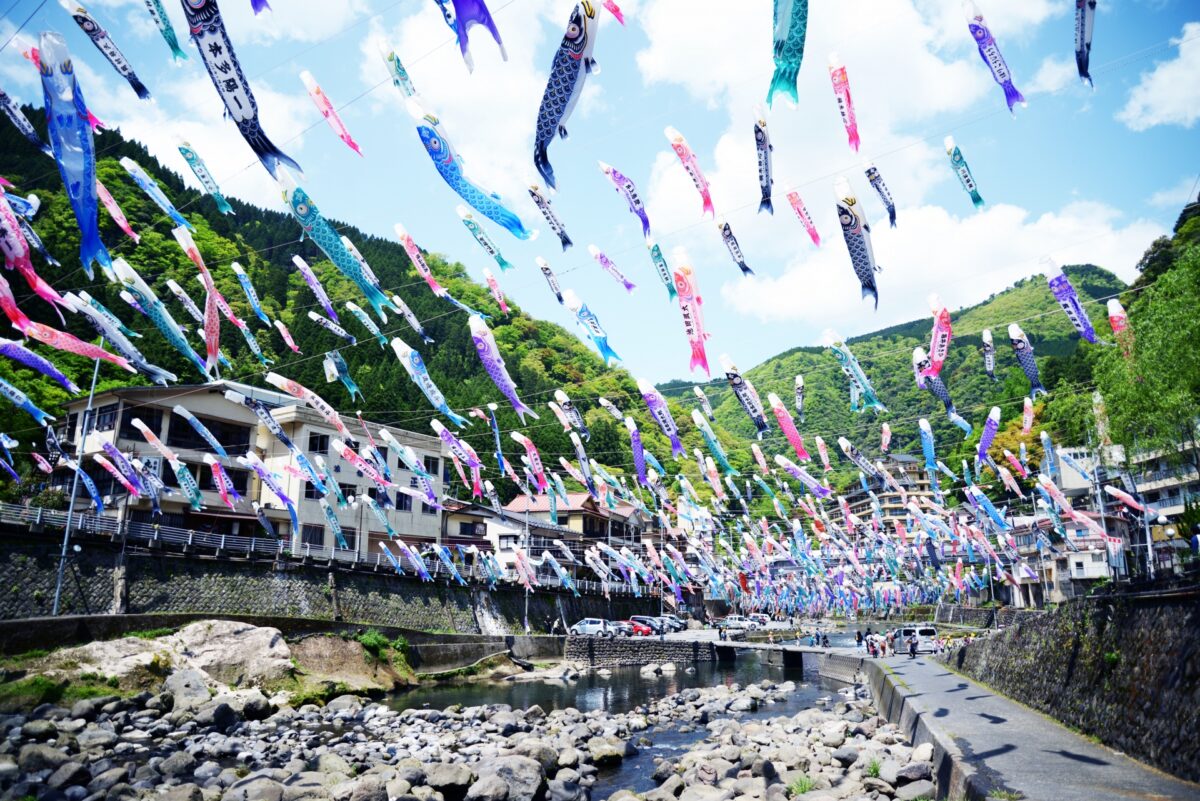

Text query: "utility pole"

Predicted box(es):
[53, 351, 103, 616]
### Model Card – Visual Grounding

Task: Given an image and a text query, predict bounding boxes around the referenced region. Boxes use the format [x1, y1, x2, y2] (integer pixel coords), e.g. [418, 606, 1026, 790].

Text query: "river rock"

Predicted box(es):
[164, 669, 212, 712]
[424, 763, 474, 801]
[473, 757, 544, 801]
[163, 784, 204, 801]
[22, 719, 58, 741]
[160, 751, 198, 778]
[587, 738, 625, 766]
[348, 776, 388, 801]
[514, 740, 558, 773]
[895, 762, 932, 783]
[47, 762, 91, 789]
[895, 779, 935, 801]
[226, 776, 286, 801]
[911, 743, 934, 763]
[830, 747, 859, 767]
[464, 775, 508, 801]
[19, 743, 69, 772]
[315, 754, 354, 778]
[555, 749, 579, 769]
[678, 786, 732, 801]
[75, 726, 119, 751]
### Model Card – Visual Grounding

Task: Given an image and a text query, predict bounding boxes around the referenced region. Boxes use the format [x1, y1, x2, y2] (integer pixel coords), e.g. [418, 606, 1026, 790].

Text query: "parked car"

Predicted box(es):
[716, 615, 759, 630]
[660, 614, 687, 632]
[896, 625, 938, 653]
[610, 620, 633, 637]
[570, 618, 613, 637]
[621, 619, 652, 636]
[630, 615, 666, 634]
[748, 613, 770, 627]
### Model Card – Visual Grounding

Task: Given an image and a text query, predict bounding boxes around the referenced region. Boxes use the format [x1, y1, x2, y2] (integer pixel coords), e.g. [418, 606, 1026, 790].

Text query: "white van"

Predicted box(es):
[896, 625, 938, 653]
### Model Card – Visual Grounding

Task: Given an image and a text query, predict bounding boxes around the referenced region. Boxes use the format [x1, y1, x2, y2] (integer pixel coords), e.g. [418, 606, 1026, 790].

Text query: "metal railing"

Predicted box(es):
[0, 501, 640, 597]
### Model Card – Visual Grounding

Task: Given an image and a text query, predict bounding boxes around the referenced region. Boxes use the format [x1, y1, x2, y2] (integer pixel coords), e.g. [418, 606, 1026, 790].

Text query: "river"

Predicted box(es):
[388, 647, 852, 798]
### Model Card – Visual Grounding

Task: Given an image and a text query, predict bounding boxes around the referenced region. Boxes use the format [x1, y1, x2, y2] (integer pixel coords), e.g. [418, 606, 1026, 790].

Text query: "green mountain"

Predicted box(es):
[0, 116, 1131, 513]
[660, 266, 1126, 493]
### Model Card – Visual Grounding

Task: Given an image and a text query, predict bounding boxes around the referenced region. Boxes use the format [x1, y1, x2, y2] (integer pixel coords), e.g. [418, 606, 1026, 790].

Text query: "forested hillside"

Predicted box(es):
[0, 113, 724, 503]
[660, 265, 1125, 493]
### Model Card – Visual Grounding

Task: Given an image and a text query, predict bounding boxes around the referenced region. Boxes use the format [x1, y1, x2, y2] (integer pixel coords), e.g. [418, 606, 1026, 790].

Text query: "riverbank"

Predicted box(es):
[0, 652, 942, 801]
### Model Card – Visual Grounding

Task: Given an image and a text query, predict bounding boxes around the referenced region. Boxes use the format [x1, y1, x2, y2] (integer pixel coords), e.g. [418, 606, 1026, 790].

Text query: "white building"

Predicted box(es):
[52, 382, 448, 556]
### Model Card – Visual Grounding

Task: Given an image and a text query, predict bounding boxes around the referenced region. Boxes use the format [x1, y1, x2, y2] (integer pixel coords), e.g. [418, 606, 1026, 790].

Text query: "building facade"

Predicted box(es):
[843, 454, 936, 529]
[52, 382, 448, 556]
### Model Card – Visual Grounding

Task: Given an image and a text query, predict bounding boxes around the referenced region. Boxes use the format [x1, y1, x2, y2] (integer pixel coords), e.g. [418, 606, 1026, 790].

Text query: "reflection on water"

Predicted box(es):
[390, 649, 804, 715]
[388, 650, 850, 799]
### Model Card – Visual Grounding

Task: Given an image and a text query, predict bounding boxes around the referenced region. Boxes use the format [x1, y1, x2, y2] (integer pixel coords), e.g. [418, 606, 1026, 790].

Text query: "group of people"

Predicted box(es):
[856, 628, 919, 659]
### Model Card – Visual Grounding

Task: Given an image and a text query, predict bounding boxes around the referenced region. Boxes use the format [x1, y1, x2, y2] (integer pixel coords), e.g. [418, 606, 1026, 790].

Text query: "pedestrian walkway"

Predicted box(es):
[877, 654, 1200, 800]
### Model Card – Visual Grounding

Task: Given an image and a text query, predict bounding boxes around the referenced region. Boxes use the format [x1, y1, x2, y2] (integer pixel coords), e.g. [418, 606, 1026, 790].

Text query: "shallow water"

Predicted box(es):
[388, 650, 850, 799]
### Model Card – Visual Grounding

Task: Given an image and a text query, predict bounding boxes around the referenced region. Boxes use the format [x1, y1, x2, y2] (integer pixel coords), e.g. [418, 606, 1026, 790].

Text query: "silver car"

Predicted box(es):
[570, 618, 613, 637]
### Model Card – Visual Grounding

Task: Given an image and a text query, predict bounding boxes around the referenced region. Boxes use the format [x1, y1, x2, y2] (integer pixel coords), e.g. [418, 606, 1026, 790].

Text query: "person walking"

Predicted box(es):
[856, 630, 864, 650]
[908, 635, 918, 659]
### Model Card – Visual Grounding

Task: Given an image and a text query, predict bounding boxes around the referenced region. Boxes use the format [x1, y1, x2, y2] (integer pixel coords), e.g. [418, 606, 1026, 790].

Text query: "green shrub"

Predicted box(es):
[1103, 651, 1120, 668]
[786, 776, 817, 796]
[126, 628, 175, 640]
[865, 759, 881, 779]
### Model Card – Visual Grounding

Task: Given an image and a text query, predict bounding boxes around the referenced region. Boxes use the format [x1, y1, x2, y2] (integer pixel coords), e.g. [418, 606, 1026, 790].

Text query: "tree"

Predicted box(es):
[1094, 245, 1200, 477]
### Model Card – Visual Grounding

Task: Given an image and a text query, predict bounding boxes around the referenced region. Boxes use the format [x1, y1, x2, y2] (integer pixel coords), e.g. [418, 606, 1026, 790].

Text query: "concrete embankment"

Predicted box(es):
[941, 591, 1200, 784]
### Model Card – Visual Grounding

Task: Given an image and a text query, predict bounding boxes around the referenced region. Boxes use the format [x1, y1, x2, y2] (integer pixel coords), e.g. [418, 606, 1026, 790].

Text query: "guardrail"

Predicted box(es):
[0, 501, 642, 597]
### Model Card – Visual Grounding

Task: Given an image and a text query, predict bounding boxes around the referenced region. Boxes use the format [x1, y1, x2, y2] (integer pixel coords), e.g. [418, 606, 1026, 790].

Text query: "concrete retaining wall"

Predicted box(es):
[817, 653, 865, 683]
[0, 538, 657, 639]
[864, 660, 987, 801]
[940, 592, 1200, 784]
[566, 636, 718, 668]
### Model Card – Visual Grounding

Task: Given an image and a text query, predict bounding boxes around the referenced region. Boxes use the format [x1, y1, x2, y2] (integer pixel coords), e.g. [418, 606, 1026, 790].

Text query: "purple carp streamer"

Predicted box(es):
[965, 1, 1025, 113]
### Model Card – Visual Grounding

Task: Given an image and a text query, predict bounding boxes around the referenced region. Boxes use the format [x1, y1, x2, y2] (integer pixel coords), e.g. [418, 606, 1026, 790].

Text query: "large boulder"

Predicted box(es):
[168, 621, 292, 686]
[514, 741, 559, 774]
[473, 757, 545, 801]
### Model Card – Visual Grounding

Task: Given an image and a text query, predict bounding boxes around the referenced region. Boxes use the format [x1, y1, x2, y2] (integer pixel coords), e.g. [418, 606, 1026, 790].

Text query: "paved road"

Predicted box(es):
[883, 653, 1200, 801]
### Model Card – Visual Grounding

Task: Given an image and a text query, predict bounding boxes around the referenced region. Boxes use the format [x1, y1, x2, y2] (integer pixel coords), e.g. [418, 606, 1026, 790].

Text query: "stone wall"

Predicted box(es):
[566, 636, 717, 668]
[941, 592, 1200, 783]
[0, 542, 118, 619]
[0, 536, 657, 636]
[933, 603, 994, 627]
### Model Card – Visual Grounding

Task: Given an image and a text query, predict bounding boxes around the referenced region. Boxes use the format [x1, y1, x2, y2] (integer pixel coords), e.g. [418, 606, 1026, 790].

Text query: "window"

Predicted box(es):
[397, 480, 415, 512]
[422, 498, 437, 516]
[423, 455, 440, 477]
[1091, 553, 1106, 563]
[94, 403, 119, 432]
[56, 412, 79, 445]
[340, 527, 358, 552]
[499, 535, 518, 550]
[301, 524, 324, 547]
[458, 521, 482, 538]
[304, 481, 322, 501]
[199, 464, 248, 494]
[339, 483, 357, 502]
[166, 413, 251, 454]
[119, 407, 162, 443]
[308, 433, 329, 455]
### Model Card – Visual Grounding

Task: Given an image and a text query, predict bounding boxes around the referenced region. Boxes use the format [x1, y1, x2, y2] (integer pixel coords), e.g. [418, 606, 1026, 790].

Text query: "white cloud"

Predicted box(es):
[916, 0, 1069, 52]
[356, 0, 579, 212]
[1026, 55, 1078, 95]
[1148, 176, 1198, 209]
[719, 200, 1164, 330]
[1117, 21, 1200, 131]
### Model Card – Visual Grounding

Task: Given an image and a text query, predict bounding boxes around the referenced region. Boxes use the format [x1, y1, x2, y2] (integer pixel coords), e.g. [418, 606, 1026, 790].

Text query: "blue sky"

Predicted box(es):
[1, 0, 1197, 387]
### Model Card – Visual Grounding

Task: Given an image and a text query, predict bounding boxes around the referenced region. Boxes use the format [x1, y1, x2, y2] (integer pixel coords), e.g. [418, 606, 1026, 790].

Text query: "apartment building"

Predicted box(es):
[51, 381, 448, 556]
[843, 454, 936, 528]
